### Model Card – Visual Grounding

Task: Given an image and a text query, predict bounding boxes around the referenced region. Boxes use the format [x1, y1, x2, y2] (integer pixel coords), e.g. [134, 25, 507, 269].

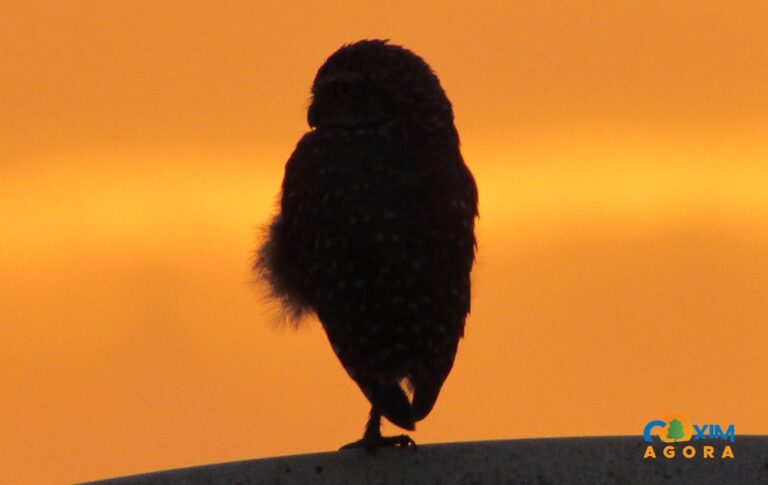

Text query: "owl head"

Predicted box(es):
[307, 40, 455, 137]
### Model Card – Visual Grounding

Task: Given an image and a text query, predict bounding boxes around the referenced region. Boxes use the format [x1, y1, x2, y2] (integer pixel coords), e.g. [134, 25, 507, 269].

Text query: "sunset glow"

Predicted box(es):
[2, 2, 767, 483]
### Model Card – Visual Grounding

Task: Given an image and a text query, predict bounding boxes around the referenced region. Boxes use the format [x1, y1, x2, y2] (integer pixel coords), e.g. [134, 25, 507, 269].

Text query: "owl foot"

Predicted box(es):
[339, 408, 417, 453]
[339, 434, 416, 452]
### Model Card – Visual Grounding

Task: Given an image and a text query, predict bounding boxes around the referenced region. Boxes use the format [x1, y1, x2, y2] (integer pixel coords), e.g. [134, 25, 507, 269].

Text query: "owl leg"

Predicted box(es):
[339, 408, 416, 452]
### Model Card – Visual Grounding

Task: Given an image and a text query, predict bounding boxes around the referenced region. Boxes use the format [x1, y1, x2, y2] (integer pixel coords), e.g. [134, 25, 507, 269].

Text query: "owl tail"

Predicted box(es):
[359, 379, 415, 431]
[411, 379, 443, 422]
[410, 362, 454, 422]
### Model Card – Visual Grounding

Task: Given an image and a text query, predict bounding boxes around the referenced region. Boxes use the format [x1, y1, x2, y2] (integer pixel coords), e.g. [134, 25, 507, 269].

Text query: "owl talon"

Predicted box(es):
[339, 409, 417, 453]
[339, 434, 417, 453]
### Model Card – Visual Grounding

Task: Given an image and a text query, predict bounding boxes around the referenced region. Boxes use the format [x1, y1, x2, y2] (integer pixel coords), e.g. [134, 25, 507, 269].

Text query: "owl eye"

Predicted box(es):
[334, 81, 354, 98]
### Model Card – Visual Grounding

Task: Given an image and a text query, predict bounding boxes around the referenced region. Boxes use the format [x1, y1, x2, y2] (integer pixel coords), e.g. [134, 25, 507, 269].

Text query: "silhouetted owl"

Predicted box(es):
[257, 39, 477, 450]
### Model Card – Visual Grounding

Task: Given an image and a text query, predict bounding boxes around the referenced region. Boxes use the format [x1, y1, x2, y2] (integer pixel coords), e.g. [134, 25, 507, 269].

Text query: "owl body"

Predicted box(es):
[258, 40, 477, 436]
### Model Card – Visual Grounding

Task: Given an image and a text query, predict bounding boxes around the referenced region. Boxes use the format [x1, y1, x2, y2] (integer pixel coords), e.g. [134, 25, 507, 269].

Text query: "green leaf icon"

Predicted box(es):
[666, 419, 685, 442]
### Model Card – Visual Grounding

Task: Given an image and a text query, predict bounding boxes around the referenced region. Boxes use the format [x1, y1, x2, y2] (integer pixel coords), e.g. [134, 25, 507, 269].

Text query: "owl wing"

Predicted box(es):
[255, 132, 323, 320]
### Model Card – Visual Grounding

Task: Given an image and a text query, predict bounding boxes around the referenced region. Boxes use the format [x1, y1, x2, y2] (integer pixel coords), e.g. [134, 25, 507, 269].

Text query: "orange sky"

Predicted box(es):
[2, 2, 767, 484]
